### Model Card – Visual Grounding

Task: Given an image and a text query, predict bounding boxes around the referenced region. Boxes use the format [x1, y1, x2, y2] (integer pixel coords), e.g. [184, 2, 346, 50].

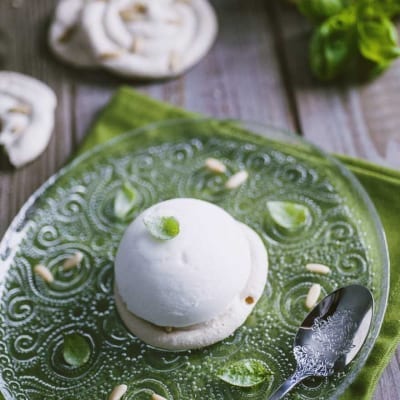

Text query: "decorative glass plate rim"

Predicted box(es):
[0, 118, 390, 400]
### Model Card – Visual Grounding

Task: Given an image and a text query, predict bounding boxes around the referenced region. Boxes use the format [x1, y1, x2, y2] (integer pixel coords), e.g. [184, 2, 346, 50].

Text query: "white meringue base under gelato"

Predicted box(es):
[114, 198, 268, 350]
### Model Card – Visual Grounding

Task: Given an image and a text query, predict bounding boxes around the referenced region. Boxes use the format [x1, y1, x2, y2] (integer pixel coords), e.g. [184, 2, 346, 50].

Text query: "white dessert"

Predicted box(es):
[81, 0, 218, 79]
[114, 198, 268, 350]
[0, 72, 57, 168]
[48, 0, 97, 68]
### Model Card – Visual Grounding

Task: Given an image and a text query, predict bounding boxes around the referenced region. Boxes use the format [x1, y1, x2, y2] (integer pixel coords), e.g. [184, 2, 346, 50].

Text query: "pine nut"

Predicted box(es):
[169, 51, 180, 72]
[57, 25, 77, 43]
[130, 37, 142, 53]
[225, 170, 248, 189]
[305, 283, 321, 310]
[205, 158, 226, 173]
[11, 125, 24, 134]
[99, 51, 123, 61]
[108, 384, 128, 400]
[34, 264, 54, 283]
[8, 104, 31, 114]
[63, 252, 83, 271]
[152, 394, 168, 400]
[306, 263, 331, 275]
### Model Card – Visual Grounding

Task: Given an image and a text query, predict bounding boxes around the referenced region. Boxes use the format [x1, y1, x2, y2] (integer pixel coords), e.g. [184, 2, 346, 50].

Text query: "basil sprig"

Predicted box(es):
[295, 0, 400, 80]
[310, 10, 357, 80]
[298, 0, 350, 20]
[357, 5, 400, 66]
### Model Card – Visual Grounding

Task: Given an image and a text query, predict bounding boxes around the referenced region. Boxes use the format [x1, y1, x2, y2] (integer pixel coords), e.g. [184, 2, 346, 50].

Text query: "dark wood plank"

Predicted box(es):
[358, 63, 400, 168]
[0, 0, 75, 235]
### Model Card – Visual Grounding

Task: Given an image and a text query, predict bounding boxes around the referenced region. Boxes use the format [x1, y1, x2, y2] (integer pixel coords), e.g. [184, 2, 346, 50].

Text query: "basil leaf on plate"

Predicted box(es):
[217, 359, 271, 387]
[63, 333, 91, 367]
[310, 9, 357, 80]
[267, 201, 310, 231]
[114, 181, 137, 220]
[144, 215, 180, 240]
[298, 0, 349, 20]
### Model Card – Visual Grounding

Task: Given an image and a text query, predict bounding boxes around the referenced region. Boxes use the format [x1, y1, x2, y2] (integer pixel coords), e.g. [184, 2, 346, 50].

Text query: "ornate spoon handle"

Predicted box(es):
[268, 369, 310, 400]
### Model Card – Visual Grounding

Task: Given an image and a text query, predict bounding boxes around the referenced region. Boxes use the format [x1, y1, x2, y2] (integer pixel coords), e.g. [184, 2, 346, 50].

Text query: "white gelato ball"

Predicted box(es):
[115, 198, 252, 328]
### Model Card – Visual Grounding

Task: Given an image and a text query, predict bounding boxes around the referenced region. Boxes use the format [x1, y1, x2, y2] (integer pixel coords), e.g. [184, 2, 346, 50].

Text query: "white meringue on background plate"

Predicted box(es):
[0, 72, 57, 168]
[81, 0, 218, 79]
[48, 0, 98, 68]
[114, 198, 268, 350]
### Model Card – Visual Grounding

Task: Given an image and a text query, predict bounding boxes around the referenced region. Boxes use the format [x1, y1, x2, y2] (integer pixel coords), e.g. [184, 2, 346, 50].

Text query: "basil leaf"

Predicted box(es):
[217, 359, 271, 387]
[63, 333, 91, 367]
[298, 0, 349, 21]
[357, 6, 400, 66]
[310, 9, 357, 80]
[114, 182, 137, 220]
[267, 201, 310, 231]
[144, 215, 180, 240]
[379, 0, 400, 17]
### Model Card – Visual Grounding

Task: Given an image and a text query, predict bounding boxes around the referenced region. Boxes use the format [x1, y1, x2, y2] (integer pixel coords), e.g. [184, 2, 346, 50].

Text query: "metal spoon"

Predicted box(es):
[269, 284, 374, 400]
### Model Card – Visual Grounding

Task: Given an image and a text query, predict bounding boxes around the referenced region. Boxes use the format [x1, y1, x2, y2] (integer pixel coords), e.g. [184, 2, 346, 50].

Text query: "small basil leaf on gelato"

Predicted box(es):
[144, 215, 180, 240]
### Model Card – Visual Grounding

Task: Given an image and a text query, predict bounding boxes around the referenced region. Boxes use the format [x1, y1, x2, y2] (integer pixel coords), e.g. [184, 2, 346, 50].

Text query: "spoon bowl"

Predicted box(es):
[269, 284, 374, 400]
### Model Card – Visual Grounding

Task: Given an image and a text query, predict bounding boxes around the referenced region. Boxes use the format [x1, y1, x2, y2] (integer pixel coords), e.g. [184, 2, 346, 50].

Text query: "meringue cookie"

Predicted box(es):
[82, 0, 218, 79]
[0, 72, 57, 168]
[48, 0, 97, 68]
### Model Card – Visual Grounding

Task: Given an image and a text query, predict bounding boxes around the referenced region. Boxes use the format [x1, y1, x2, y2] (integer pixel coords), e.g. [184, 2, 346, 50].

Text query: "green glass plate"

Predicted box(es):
[0, 120, 389, 400]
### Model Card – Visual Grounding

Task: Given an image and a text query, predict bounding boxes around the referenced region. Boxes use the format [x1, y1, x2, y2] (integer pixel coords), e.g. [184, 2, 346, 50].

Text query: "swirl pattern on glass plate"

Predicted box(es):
[0, 131, 378, 400]
[123, 377, 181, 400]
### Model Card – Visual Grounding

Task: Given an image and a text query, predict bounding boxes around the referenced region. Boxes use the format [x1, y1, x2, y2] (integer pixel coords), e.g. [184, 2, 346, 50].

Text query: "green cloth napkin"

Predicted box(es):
[78, 87, 400, 399]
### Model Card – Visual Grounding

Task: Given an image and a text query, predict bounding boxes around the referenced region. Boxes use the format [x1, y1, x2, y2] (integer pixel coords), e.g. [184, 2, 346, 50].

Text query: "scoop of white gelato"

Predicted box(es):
[115, 197, 268, 350]
[115, 198, 252, 328]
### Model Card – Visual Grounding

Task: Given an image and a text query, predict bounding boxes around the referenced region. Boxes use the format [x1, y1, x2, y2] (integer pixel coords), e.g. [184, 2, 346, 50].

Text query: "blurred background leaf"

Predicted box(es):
[291, 0, 400, 81]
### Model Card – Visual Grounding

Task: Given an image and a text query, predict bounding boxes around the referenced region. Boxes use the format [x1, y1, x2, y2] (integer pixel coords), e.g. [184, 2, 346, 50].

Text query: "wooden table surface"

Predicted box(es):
[0, 0, 399, 398]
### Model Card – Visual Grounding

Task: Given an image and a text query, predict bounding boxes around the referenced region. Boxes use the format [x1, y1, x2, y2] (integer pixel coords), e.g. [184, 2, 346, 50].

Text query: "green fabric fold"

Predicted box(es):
[78, 87, 400, 399]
